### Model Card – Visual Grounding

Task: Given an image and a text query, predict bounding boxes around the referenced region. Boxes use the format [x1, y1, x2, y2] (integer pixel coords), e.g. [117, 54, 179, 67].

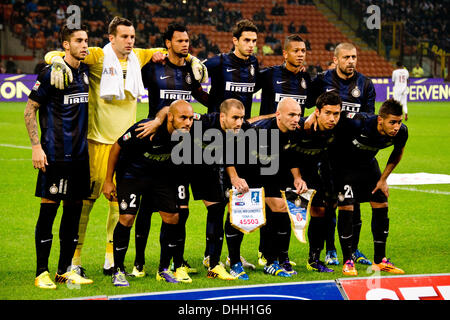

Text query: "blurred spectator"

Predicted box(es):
[298, 21, 308, 33]
[262, 44, 274, 56]
[325, 39, 336, 51]
[271, 2, 285, 16]
[6, 57, 17, 74]
[0, 61, 6, 73]
[327, 61, 336, 69]
[411, 63, 424, 77]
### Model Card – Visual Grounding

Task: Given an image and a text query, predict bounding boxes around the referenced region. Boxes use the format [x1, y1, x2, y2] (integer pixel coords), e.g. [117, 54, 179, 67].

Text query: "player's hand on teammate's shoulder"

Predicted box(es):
[135, 118, 161, 139]
[304, 112, 318, 132]
[186, 55, 208, 83]
[50, 56, 73, 90]
[151, 51, 168, 64]
[31, 144, 48, 172]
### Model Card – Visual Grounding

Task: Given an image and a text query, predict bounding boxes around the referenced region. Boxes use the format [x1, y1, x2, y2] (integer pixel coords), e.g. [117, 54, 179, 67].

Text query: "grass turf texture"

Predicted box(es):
[0, 101, 449, 300]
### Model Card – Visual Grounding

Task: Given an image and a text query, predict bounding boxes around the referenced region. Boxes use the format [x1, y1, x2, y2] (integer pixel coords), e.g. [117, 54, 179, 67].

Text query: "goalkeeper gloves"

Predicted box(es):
[186, 54, 208, 83]
[50, 56, 73, 90]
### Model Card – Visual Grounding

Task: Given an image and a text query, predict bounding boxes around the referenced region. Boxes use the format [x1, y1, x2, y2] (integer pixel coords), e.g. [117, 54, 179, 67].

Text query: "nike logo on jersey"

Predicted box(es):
[226, 68, 236, 72]
[160, 75, 171, 80]
[276, 80, 286, 84]
[326, 88, 335, 92]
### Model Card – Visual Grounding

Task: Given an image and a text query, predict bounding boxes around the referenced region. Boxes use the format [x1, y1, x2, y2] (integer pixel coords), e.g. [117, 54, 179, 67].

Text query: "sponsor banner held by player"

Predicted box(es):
[107, 280, 344, 300]
[338, 273, 450, 300]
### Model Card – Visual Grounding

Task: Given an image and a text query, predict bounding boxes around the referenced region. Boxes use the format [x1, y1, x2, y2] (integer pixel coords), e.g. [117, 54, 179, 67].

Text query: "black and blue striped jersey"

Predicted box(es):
[311, 69, 376, 114]
[204, 52, 260, 119]
[28, 63, 89, 162]
[259, 64, 313, 116]
[141, 58, 204, 118]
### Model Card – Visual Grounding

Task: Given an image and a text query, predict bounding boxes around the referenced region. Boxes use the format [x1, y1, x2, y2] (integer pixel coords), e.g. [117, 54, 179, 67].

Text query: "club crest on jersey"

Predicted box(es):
[185, 73, 192, 84]
[346, 112, 356, 119]
[120, 200, 128, 210]
[351, 86, 361, 98]
[301, 78, 307, 89]
[249, 64, 255, 76]
[49, 184, 58, 194]
[83, 73, 89, 85]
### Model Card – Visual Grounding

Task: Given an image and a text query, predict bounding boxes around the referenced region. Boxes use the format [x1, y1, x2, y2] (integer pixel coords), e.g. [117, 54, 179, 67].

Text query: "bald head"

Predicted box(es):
[276, 97, 301, 132]
[334, 42, 356, 58]
[167, 100, 194, 133]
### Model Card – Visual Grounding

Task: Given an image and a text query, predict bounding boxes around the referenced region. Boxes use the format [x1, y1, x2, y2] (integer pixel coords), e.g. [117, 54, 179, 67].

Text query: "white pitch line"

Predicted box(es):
[390, 186, 450, 195]
[0, 143, 31, 150]
[0, 158, 28, 161]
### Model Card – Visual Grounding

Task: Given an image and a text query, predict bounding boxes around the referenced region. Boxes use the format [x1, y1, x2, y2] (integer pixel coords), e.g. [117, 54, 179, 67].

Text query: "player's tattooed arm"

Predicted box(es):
[24, 99, 48, 171]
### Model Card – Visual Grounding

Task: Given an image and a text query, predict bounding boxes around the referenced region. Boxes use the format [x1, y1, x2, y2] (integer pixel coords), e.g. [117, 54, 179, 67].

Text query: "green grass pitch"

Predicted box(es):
[0, 101, 449, 300]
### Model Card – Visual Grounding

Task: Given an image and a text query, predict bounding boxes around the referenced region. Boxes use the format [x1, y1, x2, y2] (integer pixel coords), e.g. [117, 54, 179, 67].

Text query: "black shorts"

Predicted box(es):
[336, 159, 388, 205]
[261, 170, 292, 198]
[116, 177, 178, 215]
[35, 160, 90, 201]
[300, 163, 336, 208]
[190, 165, 227, 202]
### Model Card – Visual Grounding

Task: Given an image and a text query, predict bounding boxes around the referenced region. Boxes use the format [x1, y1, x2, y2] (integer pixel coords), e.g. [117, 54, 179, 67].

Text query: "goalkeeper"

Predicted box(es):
[44, 16, 208, 276]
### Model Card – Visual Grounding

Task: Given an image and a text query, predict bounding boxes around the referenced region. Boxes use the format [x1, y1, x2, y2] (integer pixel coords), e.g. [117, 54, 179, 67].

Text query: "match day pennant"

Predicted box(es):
[229, 187, 266, 234]
[281, 188, 316, 243]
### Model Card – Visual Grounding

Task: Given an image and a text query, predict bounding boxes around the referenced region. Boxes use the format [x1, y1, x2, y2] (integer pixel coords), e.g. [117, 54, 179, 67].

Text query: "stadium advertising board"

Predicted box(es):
[1, 74, 449, 103]
[108, 280, 344, 300]
[338, 273, 450, 300]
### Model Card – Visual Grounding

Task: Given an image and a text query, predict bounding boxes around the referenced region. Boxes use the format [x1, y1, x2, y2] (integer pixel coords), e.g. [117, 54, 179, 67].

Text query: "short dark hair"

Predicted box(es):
[163, 23, 188, 45]
[379, 98, 403, 118]
[396, 61, 403, 67]
[232, 19, 258, 39]
[108, 16, 133, 35]
[284, 34, 304, 50]
[220, 98, 244, 114]
[59, 24, 88, 48]
[316, 91, 342, 110]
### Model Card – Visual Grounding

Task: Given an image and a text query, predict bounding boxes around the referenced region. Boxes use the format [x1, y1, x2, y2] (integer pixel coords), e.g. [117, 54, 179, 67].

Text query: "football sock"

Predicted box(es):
[105, 201, 119, 268]
[263, 207, 277, 265]
[351, 203, 362, 253]
[177, 208, 189, 262]
[337, 209, 353, 262]
[277, 211, 291, 262]
[325, 205, 337, 252]
[205, 202, 226, 268]
[134, 209, 152, 267]
[72, 199, 93, 266]
[258, 223, 268, 257]
[224, 212, 244, 266]
[35, 202, 59, 276]
[113, 221, 131, 272]
[372, 207, 389, 264]
[159, 221, 179, 271]
[308, 216, 325, 262]
[57, 202, 82, 274]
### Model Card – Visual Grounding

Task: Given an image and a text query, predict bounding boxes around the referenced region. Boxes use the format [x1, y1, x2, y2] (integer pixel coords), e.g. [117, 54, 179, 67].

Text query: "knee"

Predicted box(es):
[119, 214, 136, 227]
[161, 212, 179, 225]
[310, 206, 325, 218]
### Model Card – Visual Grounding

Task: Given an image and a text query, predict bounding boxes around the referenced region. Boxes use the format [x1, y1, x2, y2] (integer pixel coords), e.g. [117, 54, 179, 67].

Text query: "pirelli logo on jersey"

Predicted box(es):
[160, 90, 192, 101]
[352, 139, 380, 152]
[275, 93, 307, 105]
[342, 101, 361, 113]
[225, 81, 255, 93]
[63, 93, 88, 105]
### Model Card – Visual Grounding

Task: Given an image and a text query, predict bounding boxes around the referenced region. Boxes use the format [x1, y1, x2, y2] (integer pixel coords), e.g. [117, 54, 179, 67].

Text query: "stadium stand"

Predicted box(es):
[0, 0, 446, 77]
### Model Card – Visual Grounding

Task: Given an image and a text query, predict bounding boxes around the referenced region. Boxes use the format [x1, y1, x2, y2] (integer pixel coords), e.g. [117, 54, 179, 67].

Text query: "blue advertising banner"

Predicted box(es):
[1, 74, 448, 103]
[108, 280, 344, 300]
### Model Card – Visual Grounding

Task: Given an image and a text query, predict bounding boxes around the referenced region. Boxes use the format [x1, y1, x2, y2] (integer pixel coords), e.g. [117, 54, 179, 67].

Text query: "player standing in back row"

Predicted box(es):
[25, 25, 93, 289]
[310, 42, 376, 266]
